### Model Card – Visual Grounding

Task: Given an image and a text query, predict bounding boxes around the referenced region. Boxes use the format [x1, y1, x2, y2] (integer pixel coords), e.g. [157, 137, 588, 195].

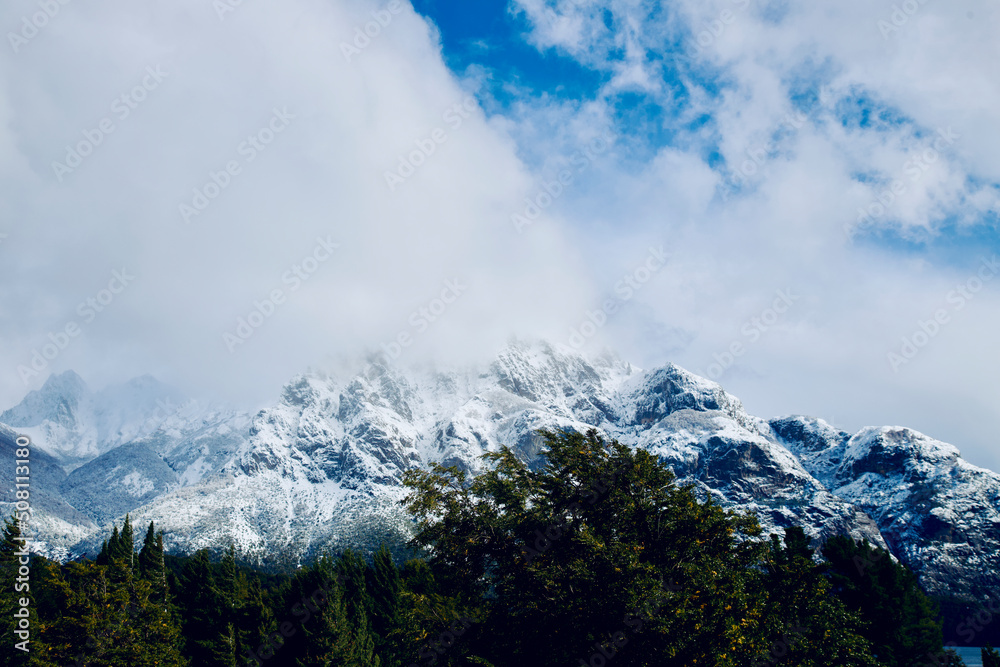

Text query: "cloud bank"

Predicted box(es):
[1, 0, 998, 471]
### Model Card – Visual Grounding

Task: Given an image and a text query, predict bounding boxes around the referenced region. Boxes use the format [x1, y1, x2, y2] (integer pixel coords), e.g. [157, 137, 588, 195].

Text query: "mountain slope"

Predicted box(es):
[1, 341, 996, 602]
[772, 417, 1000, 599]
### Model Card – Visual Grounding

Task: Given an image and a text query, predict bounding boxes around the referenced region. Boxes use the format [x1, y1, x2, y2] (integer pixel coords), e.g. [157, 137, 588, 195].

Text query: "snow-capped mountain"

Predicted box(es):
[771, 417, 1000, 599]
[1, 341, 997, 603]
[2, 372, 193, 470]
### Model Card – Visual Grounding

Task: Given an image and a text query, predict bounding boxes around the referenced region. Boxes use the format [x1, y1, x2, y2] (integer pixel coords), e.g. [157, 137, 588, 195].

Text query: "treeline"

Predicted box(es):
[2, 429, 997, 666]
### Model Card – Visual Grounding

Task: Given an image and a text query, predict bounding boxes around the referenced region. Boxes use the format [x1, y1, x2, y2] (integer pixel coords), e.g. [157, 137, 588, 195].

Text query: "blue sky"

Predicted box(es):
[413, 0, 1000, 269]
[392, 0, 1000, 469]
[1, 0, 999, 471]
[411, 0, 606, 104]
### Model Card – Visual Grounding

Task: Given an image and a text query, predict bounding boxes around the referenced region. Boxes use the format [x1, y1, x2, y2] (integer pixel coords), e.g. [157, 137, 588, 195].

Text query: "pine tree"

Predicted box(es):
[176, 549, 234, 666]
[218, 545, 239, 610]
[755, 527, 877, 666]
[137, 522, 168, 603]
[337, 549, 374, 630]
[34, 555, 185, 666]
[137, 522, 156, 575]
[236, 575, 273, 666]
[368, 544, 402, 659]
[95, 539, 110, 566]
[108, 525, 121, 557]
[823, 536, 943, 667]
[294, 572, 380, 667]
[106, 522, 135, 569]
[984, 644, 1000, 667]
[215, 544, 241, 666]
[120, 514, 135, 569]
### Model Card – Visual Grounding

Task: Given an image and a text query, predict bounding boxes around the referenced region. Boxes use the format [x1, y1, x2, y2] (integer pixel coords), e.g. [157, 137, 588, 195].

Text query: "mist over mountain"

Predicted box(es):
[2, 340, 997, 605]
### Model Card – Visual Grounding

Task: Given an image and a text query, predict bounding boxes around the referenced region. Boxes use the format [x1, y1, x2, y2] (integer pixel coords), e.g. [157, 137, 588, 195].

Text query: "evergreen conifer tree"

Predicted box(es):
[823, 536, 943, 667]
[236, 575, 273, 666]
[95, 539, 110, 566]
[176, 549, 234, 666]
[755, 527, 877, 666]
[983, 644, 1000, 667]
[294, 572, 380, 667]
[367, 544, 402, 658]
[137, 522, 169, 603]
[34, 551, 185, 666]
[107, 525, 121, 559]
[120, 514, 135, 569]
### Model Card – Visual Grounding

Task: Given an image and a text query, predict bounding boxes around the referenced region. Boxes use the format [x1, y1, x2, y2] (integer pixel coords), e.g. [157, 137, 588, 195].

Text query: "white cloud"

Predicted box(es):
[509, 0, 1000, 471]
[2, 0, 998, 475]
[0, 0, 594, 408]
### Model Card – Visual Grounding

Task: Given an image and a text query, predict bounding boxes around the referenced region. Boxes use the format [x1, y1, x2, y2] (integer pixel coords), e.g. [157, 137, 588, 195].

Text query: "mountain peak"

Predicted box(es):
[1, 370, 92, 429]
[43, 369, 89, 393]
[5, 348, 998, 606]
[843, 426, 962, 476]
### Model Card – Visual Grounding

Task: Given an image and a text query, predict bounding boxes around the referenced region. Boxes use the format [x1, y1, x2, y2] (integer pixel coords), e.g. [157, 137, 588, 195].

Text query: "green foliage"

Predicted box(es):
[137, 522, 168, 603]
[28, 518, 186, 666]
[34, 556, 186, 666]
[823, 535, 943, 667]
[368, 544, 402, 650]
[400, 428, 879, 666]
[1, 515, 39, 666]
[175, 549, 235, 666]
[984, 644, 1000, 667]
[755, 527, 878, 666]
[293, 577, 380, 667]
[7, 429, 963, 666]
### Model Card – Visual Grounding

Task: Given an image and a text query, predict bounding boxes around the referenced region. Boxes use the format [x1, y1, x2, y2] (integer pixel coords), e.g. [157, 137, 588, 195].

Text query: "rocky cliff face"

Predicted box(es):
[1, 340, 997, 599]
[771, 417, 1000, 599]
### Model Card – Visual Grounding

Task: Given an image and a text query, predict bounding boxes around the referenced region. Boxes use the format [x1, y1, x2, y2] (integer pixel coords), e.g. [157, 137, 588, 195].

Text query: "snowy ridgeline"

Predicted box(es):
[1, 340, 998, 600]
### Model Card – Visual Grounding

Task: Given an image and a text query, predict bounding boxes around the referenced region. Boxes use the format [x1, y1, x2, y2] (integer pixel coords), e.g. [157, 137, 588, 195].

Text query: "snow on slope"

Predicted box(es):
[1, 341, 997, 599]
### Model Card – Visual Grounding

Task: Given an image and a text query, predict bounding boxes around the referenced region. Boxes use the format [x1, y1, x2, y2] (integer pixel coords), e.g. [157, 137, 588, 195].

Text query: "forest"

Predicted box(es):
[3, 429, 999, 666]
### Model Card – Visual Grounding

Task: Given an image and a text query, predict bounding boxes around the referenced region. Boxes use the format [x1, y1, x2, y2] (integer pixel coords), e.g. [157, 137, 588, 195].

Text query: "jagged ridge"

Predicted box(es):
[1, 340, 997, 600]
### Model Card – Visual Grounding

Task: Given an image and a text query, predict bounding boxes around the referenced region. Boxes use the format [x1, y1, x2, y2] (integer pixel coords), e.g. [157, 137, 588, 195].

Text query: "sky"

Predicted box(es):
[1, 0, 998, 471]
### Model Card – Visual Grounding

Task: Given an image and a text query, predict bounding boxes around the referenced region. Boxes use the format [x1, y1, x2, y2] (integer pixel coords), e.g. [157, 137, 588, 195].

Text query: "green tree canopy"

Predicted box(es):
[402, 428, 880, 666]
[822, 535, 944, 667]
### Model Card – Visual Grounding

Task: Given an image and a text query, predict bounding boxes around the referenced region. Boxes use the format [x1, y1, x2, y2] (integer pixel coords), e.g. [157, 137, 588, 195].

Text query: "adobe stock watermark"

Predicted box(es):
[51, 65, 168, 182]
[718, 111, 808, 201]
[750, 627, 807, 667]
[847, 127, 960, 239]
[380, 278, 468, 362]
[340, 0, 404, 62]
[703, 289, 800, 380]
[179, 107, 295, 224]
[11, 433, 33, 654]
[223, 236, 340, 353]
[955, 596, 1000, 644]
[567, 245, 669, 349]
[878, 0, 934, 39]
[511, 130, 616, 234]
[7, 0, 72, 54]
[147, 396, 198, 430]
[520, 457, 630, 564]
[887, 255, 998, 372]
[405, 615, 476, 667]
[679, 0, 752, 61]
[15, 268, 136, 385]
[383, 96, 478, 192]
[213, 0, 248, 22]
